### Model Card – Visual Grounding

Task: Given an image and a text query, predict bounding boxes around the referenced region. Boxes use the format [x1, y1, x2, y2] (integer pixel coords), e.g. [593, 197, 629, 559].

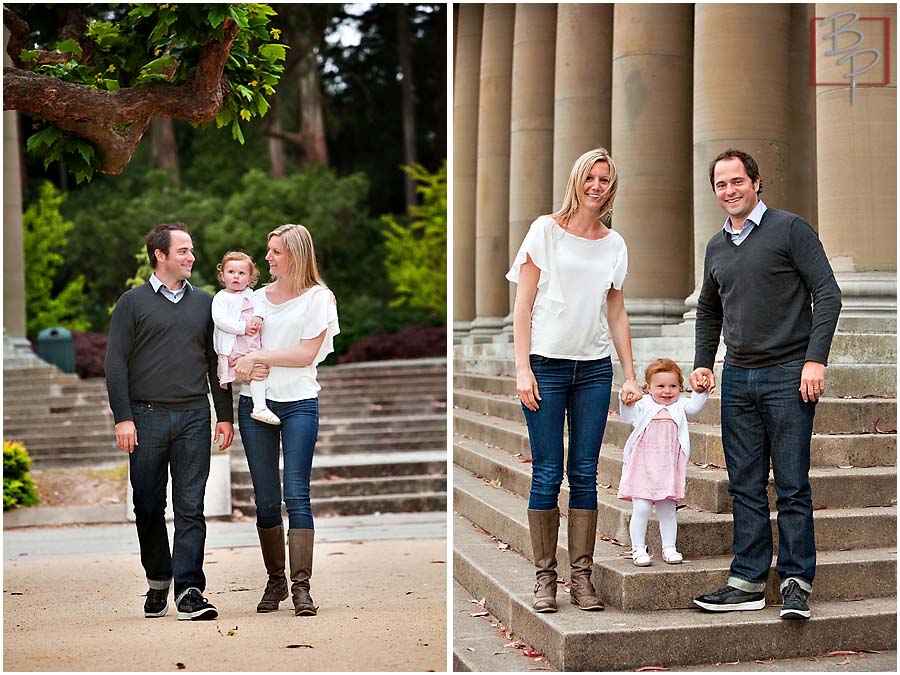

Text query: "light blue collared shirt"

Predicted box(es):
[149, 273, 191, 304]
[723, 199, 767, 246]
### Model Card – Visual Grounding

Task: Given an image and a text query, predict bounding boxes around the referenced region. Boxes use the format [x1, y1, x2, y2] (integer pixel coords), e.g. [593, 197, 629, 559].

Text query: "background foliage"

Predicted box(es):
[3, 441, 40, 511]
[12, 3, 447, 365]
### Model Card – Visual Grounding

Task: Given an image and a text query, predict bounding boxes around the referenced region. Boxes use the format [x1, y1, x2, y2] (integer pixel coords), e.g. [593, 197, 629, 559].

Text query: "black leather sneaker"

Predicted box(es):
[176, 588, 218, 621]
[693, 586, 766, 612]
[780, 580, 811, 620]
[144, 587, 169, 618]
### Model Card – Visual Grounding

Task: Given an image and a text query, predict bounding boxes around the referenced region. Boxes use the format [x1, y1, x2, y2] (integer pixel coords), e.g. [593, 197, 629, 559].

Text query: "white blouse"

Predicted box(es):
[239, 284, 340, 401]
[506, 215, 628, 360]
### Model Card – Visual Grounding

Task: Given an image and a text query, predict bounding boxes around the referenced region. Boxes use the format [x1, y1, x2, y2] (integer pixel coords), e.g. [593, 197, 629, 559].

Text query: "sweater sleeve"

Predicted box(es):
[682, 389, 709, 416]
[206, 310, 234, 423]
[211, 291, 245, 336]
[789, 218, 842, 365]
[105, 293, 135, 424]
[694, 239, 724, 370]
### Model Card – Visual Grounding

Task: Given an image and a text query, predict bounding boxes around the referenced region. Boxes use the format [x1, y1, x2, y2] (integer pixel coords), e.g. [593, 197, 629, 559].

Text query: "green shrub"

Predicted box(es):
[3, 441, 40, 510]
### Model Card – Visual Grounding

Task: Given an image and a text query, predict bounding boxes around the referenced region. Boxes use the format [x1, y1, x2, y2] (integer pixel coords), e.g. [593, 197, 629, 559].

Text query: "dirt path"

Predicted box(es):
[4, 538, 446, 672]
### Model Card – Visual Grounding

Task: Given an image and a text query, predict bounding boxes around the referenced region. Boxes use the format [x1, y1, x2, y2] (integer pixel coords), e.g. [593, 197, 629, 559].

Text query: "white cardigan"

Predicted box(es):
[211, 288, 266, 357]
[619, 390, 709, 463]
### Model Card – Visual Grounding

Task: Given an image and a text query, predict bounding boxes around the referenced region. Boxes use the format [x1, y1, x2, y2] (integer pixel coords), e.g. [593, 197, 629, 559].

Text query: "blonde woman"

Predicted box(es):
[233, 224, 339, 617]
[506, 148, 642, 613]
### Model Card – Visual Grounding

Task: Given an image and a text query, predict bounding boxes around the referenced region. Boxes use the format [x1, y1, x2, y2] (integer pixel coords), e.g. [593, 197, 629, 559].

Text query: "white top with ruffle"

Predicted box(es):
[506, 215, 628, 360]
[239, 284, 340, 401]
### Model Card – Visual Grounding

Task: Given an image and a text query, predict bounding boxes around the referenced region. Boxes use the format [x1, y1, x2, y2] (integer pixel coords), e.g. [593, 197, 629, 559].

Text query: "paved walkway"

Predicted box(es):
[4, 513, 447, 672]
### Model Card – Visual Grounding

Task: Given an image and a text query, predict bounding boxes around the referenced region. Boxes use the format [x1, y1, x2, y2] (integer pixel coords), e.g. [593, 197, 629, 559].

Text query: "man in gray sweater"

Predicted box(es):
[689, 150, 841, 620]
[105, 223, 235, 621]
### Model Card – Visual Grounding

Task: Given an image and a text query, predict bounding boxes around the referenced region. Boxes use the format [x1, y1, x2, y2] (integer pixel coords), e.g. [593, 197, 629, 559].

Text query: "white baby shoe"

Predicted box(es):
[251, 408, 281, 425]
[662, 546, 683, 564]
[631, 545, 652, 567]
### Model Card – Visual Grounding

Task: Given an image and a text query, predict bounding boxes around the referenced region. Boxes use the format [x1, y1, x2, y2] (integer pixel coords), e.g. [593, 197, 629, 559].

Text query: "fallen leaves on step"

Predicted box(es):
[755, 659, 777, 665]
[599, 483, 612, 489]
[521, 457, 533, 463]
[691, 461, 724, 470]
[469, 597, 489, 617]
[176, 664, 185, 670]
[599, 533, 625, 547]
[285, 644, 314, 649]
[522, 647, 542, 658]
[838, 465, 854, 469]
[839, 657, 853, 665]
[843, 596, 866, 602]
[826, 650, 859, 656]
[635, 666, 671, 671]
[873, 418, 896, 434]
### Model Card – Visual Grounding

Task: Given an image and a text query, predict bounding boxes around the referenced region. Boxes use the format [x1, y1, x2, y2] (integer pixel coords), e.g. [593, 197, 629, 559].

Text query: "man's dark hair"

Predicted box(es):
[146, 223, 189, 268]
[708, 149, 763, 195]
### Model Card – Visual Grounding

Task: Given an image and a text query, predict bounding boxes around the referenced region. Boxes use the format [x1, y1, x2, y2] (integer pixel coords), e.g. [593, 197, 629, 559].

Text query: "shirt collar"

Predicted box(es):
[149, 273, 192, 295]
[723, 199, 767, 234]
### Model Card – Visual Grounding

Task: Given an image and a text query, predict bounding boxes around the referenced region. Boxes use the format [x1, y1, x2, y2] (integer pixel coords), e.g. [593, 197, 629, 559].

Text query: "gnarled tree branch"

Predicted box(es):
[2, 17, 239, 174]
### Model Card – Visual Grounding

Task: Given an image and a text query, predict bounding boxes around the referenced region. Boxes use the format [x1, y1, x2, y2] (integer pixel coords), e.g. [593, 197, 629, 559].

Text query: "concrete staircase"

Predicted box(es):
[452, 325, 896, 671]
[230, 358, 448, 517]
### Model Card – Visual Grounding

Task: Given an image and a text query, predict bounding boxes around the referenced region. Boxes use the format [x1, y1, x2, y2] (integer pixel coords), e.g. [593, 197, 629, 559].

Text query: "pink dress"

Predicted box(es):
[617, 407, 688, 502]
[217, 298, 261, 387]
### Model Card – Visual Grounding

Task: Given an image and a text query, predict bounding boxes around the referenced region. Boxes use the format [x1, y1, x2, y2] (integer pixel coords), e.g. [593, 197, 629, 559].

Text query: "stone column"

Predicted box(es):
[814, 3, 896, 323]
[452, 4, 483, 342]
[786, 3, 817, 226]
[553, 4, 613, 205]
[470, 4, 515, 342]
[4, 26, 27, 341]
[502, 3, 557, 340]
[610, 4, 693, 335]
[688, 4, 792, 316]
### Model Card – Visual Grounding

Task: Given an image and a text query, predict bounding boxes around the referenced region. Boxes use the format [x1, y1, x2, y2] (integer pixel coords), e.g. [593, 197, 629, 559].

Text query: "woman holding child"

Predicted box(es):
[231, 223, 339, 617]
[506, 148, 643, 613]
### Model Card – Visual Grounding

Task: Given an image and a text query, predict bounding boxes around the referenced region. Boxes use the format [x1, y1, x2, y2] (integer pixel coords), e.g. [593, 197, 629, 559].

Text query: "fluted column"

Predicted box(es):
[688, 4, 792, 314]
[470, 4, 515, 341]
[452, 4, 483, 342]
[4, 27, 27, 340]
[502, 3, 557, 339]
[815, 3, 896, 322]
[552, 4, 613, 205]
[610, 4, 693, 335]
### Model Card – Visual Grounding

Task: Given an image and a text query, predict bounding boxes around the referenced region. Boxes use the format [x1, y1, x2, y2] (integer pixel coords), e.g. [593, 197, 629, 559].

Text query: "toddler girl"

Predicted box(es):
[618, 358, 709, 565]
[212, 251, 280, 425]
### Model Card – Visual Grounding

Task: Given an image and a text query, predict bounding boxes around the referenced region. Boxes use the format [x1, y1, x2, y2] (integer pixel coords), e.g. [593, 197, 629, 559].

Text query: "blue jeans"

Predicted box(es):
[521, 355, 613, 510]
[128, 403, 211, 596]
[720, 359, 817, 593]
[238, 396, 319, 530]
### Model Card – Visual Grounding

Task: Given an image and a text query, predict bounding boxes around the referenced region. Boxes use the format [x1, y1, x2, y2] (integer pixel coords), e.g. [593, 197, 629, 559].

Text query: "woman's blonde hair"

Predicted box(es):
[268, 223, 326, 292]
[551, 147, 619, 226]
[216, 251, 259, 287]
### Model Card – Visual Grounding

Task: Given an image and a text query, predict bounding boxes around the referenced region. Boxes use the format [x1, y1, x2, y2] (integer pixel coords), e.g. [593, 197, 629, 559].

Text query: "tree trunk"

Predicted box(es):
[150, 116, 180, 188]
[396, 5, 417, 209]
[298, 50, 328, 166]
[267, 94, 286, 180]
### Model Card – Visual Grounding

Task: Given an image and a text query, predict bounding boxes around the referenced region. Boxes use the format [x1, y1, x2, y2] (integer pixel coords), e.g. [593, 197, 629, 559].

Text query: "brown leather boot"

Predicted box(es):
[288, 529, 317, 616]
[256, 524, 289, 612]
[567, 509, 604, 610]
[527, 508, 559, 613]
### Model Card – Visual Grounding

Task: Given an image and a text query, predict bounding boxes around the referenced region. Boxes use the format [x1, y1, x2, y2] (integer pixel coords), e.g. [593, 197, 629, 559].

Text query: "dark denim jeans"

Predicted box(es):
[522, 355, 613, 510]
[128, 403, 211, 597]
[721, 359, 817, 593]
[238, 396, 319, 530]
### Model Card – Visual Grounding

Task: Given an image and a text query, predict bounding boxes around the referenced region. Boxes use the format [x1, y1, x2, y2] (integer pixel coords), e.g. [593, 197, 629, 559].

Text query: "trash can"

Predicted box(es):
[36, 327, 75, 373]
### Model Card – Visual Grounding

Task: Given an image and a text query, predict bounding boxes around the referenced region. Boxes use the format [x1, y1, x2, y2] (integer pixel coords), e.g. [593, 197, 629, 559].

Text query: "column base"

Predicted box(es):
[462, 316, 506, 344]
[625, 298, 688, 337]
[835, 272, 897, 333]
[453, 320, 473, 345]
[493, 312, 514, 344]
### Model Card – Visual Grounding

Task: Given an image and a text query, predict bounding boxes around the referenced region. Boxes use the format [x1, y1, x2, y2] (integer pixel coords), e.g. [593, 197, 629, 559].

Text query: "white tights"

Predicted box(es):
[629, 498, 678, 549]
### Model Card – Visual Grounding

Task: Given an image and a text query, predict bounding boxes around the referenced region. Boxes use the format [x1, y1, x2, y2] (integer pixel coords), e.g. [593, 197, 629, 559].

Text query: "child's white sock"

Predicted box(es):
[630, 498, 653, 548]
[249, 379, 270, 412]
[656, 499, 678, 549]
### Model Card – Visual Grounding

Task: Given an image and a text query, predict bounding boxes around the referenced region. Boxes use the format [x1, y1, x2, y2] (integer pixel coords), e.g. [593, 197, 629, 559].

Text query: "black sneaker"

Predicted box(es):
[144, 587, 169, 618]
[780, 580, 811, 620]
[176, 588, 218, 621]
[693, 586, 766, 612]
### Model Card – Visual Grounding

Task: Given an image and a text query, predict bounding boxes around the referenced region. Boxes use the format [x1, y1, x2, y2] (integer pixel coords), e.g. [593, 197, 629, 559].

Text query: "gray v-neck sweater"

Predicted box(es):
[694, 208, 842, 369]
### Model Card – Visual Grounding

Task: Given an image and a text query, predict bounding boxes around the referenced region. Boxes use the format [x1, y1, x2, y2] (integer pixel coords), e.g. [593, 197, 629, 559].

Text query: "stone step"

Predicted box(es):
[454, 356, 897, 398]
[454, 512, 897, 671]
[455, 429, 896, 516]
[454, 405, 896, 469]
[232, 474, 446, 501]
[231, 450, 447, 482]
[454, 451, 895, 558]
[316, 413, 447, 432]
[232, 491, 447, 518]
[453, 464, 896, 611]
[28, 450, 126, 468]
[453, 382, 898, 436]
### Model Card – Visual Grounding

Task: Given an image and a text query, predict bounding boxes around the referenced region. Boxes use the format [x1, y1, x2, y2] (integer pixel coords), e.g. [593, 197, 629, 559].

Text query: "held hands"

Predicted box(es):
[516, 366, 541, 411]
[620, 377, 643, 406]
[689, 367, 716, 394]
[245, 317, 263, 336]
[115, 420, 138, 454]
[800, 361, 826, 403]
